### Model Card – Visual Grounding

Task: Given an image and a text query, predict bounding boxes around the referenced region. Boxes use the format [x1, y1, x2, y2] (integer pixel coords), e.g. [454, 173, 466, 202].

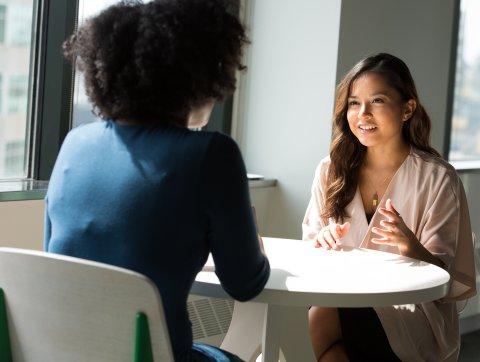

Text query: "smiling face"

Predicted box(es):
[347, 72, 415, 149]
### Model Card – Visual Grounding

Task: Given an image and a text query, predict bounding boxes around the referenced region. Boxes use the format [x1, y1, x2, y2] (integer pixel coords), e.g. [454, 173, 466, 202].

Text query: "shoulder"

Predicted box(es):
[207, 131, 239, 148]
[56, 122, 108, 159]
[313, 155, 331, 183]
[63, 121, 105, 143]
[195, 131, 245, 178]
[202, 131, 241, 158]
[410, 148, 460, 191]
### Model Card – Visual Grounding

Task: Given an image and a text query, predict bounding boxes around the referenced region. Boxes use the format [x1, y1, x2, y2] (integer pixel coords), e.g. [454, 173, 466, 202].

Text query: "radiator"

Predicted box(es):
[187, 295, 234, 346]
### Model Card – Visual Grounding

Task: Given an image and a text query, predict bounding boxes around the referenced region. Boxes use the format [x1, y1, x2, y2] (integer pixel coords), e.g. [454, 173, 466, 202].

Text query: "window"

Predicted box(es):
[8, 75, 28, 114]
[71, 0, 119, 128]
[0, 5, 6, 43]
[449, 0, 480, 162]
[8, 3, 32, 46]
[0, 74, 3, 114]
[3, 140, 25, 177]
[0, 0, 246, 182]
[0, 1, 36, 179]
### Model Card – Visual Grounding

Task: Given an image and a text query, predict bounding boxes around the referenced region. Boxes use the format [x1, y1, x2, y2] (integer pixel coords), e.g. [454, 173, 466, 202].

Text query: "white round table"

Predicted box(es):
[192, 237, 450, 362]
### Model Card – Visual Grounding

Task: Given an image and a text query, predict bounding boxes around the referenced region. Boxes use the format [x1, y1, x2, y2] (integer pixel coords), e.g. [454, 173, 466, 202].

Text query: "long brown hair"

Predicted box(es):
[322, 53, 441, 223]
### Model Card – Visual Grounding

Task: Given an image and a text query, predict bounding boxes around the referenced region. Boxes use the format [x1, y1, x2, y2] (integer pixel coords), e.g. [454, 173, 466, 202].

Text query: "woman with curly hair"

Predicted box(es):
[304, 53, 475, 361]
[44, 1, 269, 361]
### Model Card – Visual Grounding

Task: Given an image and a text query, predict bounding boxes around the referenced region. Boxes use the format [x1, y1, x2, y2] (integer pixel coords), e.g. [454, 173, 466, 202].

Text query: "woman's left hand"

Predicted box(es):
[371, 198, 418, 255]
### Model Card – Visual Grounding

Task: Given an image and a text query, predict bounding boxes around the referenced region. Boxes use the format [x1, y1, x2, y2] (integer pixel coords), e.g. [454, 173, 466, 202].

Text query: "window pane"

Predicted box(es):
[72, 0, 119, 128]
[0, 0, 35, 179]
[449, 0, 480, 161]
[0, 5, 6, 43]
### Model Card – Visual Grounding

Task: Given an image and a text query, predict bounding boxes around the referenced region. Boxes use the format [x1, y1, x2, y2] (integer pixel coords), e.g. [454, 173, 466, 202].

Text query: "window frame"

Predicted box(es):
[0, 0, 41, 180]
[445, 0, 480, 171]
[29, 0, 78, 180]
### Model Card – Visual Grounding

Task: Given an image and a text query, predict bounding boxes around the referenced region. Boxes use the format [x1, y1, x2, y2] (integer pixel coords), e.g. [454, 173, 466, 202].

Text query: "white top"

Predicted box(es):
[302, 150, 475, 361]
[192, 237, 450, 307]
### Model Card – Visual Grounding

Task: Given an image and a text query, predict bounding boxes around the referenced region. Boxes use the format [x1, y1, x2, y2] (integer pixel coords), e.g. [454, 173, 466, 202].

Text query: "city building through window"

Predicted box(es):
[0, 0, 34, 179]
[0, 5, 6, 43]
[449, 0, 480, 162]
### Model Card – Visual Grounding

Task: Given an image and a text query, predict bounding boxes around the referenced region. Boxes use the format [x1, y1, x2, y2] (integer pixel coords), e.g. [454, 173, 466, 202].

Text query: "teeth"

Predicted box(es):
[359, 125, 376, 130]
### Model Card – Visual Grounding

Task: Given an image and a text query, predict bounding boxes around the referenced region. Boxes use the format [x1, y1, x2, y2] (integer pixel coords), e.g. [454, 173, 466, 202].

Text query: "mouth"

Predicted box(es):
[358, 124, 377, 134]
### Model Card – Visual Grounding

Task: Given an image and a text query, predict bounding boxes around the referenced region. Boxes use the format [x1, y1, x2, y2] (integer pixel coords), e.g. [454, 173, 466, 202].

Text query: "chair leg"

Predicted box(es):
[0, 288, 13, 362]
[134, 312, 153, 362]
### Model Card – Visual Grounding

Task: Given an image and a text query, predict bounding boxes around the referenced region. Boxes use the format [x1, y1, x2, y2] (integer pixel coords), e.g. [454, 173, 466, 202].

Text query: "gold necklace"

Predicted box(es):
[363, 170, 392, 209]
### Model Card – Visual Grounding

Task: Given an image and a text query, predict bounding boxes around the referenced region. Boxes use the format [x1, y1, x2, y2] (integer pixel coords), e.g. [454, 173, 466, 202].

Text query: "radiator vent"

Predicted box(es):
[187, 297, 234, 339]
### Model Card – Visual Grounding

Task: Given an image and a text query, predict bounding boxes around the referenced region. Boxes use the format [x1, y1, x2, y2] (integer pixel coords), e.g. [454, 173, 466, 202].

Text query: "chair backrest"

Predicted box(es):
[0, 247, 174, 362]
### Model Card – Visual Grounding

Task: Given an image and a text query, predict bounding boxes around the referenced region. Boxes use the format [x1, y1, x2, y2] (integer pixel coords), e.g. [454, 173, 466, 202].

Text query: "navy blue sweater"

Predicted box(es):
[45, 120, 270, 360]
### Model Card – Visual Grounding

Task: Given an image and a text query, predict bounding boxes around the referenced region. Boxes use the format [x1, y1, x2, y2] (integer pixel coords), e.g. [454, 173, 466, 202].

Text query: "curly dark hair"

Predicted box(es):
[63, 0, 248, 124]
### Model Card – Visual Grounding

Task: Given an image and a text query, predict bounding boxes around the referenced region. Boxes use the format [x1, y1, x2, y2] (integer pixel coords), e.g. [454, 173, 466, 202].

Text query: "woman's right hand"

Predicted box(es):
[315, 222, 350, 250]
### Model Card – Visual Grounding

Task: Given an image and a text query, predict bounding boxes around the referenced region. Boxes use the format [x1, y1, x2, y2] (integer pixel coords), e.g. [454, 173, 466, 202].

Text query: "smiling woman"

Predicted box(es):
[303, 53, 476, 361]
[324, 53, 440, 224]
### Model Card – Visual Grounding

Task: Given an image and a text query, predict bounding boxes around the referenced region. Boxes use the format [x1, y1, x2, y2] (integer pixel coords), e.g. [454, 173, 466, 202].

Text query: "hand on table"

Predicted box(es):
[371, 198, 417, 255]
[314, 222, 350, 250]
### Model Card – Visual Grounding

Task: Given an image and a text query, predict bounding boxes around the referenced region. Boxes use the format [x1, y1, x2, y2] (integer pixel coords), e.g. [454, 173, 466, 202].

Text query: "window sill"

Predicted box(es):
[249, 178, 277, 188]
[0, 175, 277, 202]
[0, 179, 48, 202]
[248, 174, 277, 188]
[450, 160, 480, 173]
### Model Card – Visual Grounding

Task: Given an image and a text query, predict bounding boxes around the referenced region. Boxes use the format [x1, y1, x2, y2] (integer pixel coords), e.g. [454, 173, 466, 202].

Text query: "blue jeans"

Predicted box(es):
[190, 342, 244, 361]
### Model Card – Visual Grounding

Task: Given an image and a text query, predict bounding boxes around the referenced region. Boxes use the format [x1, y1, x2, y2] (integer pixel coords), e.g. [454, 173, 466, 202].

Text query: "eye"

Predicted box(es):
[348, 100, 359, 106]
[372, 98, 384, 104]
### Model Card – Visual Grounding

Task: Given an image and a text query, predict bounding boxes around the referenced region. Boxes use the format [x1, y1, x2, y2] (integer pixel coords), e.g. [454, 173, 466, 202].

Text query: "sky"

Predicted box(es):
[78, 0, 119, 21]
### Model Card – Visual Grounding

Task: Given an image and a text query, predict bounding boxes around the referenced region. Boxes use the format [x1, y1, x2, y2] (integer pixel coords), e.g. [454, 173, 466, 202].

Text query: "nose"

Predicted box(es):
[358, 103, 372, 120]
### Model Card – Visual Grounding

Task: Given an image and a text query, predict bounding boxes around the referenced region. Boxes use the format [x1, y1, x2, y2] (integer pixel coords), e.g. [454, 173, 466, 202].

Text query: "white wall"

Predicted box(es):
[0, 200, 44, 251]
[336, 0, 457, 152]
[240, 0, 342, 238]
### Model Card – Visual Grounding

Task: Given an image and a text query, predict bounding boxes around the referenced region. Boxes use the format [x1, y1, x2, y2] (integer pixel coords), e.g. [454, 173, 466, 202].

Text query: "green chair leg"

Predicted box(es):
[133, 312, 153, 362]
[0, 288, 13, 362]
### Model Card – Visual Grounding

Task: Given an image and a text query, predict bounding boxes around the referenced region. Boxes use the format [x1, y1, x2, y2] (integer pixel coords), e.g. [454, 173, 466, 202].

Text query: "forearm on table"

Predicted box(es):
[403, 240, 445, 269]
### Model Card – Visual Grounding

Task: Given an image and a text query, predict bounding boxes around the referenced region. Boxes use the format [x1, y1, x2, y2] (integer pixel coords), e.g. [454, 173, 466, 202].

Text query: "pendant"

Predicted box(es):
[372, 192, 379, 208]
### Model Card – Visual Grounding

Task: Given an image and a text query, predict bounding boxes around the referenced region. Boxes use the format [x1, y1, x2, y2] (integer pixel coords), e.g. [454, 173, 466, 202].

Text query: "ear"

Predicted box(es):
[403, 99, 416, 122]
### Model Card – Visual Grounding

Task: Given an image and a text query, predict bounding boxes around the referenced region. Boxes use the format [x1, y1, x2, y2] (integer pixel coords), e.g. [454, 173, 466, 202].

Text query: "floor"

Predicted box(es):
[459, 330, 480, 362]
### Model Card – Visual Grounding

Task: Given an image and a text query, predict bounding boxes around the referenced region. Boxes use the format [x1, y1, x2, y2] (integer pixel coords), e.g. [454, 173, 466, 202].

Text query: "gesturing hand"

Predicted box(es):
[315, 222, 350, 250]
[371, 198, 417, 255]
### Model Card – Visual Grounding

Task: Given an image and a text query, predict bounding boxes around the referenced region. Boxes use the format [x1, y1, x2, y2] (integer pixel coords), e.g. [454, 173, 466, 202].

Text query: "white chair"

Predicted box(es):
[0, 247, 174, 362]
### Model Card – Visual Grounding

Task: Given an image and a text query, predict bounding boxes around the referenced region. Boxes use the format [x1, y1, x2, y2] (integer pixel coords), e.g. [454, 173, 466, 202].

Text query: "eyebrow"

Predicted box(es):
[348, 91, 392, 99]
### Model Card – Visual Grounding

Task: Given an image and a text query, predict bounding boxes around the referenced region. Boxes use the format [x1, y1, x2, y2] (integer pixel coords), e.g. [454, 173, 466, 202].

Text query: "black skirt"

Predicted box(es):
[338, 307, 401, 361]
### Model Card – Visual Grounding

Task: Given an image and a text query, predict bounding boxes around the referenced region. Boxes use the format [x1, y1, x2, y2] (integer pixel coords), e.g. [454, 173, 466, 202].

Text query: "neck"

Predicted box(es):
[364, 139, 410, 170]
[116, 116, 187, 128]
